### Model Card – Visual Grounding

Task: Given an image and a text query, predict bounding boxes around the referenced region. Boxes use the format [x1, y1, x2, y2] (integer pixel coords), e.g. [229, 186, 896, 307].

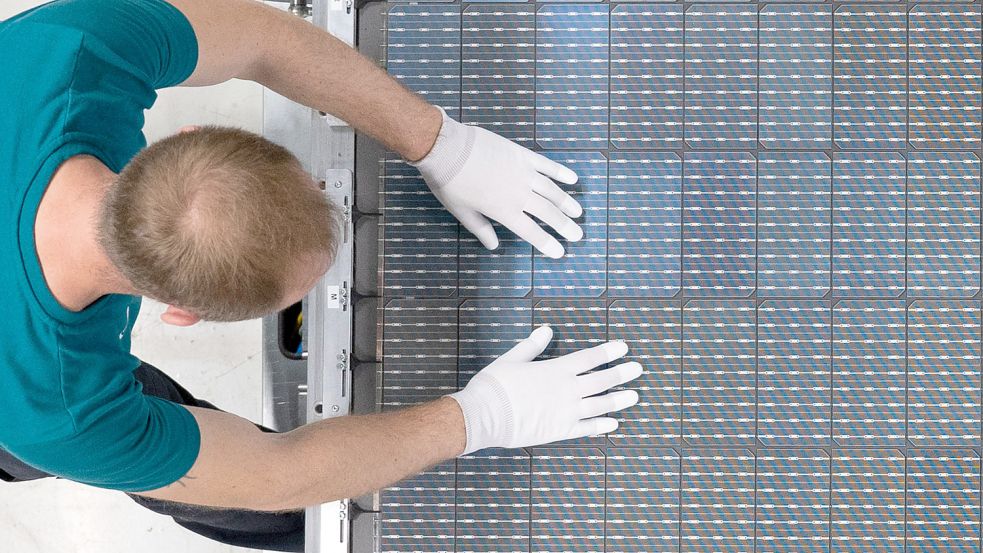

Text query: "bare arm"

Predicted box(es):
[135, 398, 465, 512]
[166, 0, 441, 161]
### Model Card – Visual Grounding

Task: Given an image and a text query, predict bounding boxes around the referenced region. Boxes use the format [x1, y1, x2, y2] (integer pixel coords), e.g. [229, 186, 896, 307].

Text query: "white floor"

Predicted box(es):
[1, 2, 273, 550]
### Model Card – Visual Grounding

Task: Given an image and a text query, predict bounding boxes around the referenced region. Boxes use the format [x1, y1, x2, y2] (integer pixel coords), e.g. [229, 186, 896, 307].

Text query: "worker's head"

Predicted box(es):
[98, 126, 341, 325]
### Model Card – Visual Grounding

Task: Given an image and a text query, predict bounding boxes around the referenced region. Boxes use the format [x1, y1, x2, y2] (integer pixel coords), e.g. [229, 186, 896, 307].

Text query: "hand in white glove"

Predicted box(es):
[411, 108, 584, 259]
[448, 326, 643, 454]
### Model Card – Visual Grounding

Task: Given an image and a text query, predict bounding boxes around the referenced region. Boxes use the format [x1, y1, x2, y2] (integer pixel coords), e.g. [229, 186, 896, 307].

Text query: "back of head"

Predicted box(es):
[99, 126, 340, 322]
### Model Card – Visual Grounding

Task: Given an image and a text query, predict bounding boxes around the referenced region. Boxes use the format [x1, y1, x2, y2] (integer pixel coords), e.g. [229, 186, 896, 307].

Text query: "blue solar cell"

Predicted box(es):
[458, 299, 533, 388]
[606, 448, 679, 553]
[832, 300, 906, 447]
[680, 449, 755, 553]
[608, 152, 681, 297]
[380, 461, 457, 553]
[534, 151, 607, 297]
[759, 4, 832, 149]
[461, 5, 535, 145]
[908, 5, 982, 149]
[906, 151, 981, 297]
[831, 152, 906, 297]
[833, 5, 907, 149]
[682, 300, 756, 447]
[611, 4, 683, 149]
[757, 301, 831, 447]
[757, 152, 831, 297]
[531, 448, 605, 553]
[830, 450, 905, 553]
[459, 224, 530, 297]
[682, 152, 756, 297]
[906, 450, 981, 551]
[382, 300, 458, 410]
[608, 301, 680, 445]
[755, 450, 830, 552]
[535, 5, 608, 149]
[456, 449, 530, 553]
[381, 159, 458, 298]
[907, 301, 981, 447]
[684, 4, 757, 148]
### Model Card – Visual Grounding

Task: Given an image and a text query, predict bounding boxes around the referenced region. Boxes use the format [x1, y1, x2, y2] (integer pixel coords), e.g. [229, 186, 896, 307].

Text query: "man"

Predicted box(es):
[0, 0, 643, 551]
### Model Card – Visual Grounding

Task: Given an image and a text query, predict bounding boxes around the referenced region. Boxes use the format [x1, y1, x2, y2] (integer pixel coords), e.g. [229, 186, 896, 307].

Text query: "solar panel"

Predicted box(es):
[605, 448, 679, 553]
[831, 300, 906, 447]
[755, 450, 830, 552]
[382, 299, 458, 410]
[684, 4, 757, 148]
[833, 4, 907, 149]
[531, 448, 605, 553]
[610, 4, 683, 149]
[456, 449, 530, 553]
[368, 4, 983, 552]
[906, 151, 981, 297]
[682, 300, 756, 446]
[905, 450, 981, 550]
[535, 5, 608, 149]
[680, 449, 755, 553]
[682, 152, 756, 297]
[830, 450, 905, 552]
[759, 4, 832, 149]
[908, 4, 982, 149]
[756, 152, 831, 297]
[831, 152, 906, 297]
[608, 152, 681, 297]
[757, 301, 831, 447]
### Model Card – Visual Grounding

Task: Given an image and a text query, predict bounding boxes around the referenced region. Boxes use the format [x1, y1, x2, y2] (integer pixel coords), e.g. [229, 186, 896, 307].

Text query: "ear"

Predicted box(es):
[161, 305, 201, 327]
[178, 125, 201, 134]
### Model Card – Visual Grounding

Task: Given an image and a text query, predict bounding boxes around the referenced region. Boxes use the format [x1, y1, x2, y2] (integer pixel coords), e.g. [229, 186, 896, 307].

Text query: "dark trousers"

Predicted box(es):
[0, 361, 305, 552]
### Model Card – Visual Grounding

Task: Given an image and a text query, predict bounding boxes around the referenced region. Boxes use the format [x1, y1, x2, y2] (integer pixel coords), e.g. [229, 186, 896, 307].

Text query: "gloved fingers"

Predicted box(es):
[451, 207, 499, 250]
[579, 390, 639, 419]
[499, 213, 565, 259]
[526, 150, 579, 185]
[523, 195, 583, 243]
[532, 175, 583, 218]
[572, 417, 619, 438]
[556, 341, 629, 375]
[498, 325, 553, 363]
[576, 362, 644, 397]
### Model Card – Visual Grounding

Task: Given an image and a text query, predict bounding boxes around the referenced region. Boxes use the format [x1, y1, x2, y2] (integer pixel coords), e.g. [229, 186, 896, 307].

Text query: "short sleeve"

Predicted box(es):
[2, 393, 201, 493]
[21, 0, 199, 88]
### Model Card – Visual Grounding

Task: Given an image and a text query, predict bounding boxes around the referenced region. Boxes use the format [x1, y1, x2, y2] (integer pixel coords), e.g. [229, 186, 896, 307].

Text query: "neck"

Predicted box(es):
[36, 155, 137, 312]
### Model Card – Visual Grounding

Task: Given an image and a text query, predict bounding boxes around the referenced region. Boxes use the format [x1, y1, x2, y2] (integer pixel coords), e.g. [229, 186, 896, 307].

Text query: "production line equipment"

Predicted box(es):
[261, 1, 983, 552]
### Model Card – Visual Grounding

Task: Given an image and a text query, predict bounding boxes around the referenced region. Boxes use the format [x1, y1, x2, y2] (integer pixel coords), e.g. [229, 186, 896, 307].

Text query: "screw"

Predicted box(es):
[333, 180, 343, 189]
[336, 363, 346, 369]
[337, 354, 346, 361]
[331, 405, 340, 413]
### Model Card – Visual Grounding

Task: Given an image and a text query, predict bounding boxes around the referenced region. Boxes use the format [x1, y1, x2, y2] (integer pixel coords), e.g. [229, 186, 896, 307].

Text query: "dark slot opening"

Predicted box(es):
[278, 301, 305, 360]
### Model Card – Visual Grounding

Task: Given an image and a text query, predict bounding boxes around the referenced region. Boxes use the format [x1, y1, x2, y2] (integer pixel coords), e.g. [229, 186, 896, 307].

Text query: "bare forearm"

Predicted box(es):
[138, 399, 465, 512]
[168, 0, 441, 160]
[252, 10, 441, 161]
[273, 397, 465, 509]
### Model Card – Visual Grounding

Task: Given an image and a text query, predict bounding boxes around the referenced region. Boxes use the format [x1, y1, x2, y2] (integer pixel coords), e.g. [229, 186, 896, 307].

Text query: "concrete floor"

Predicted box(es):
[1, 2, 272, 550]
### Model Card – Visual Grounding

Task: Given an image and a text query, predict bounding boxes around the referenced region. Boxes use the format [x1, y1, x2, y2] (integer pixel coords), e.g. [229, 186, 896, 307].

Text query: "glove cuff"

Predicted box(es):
[409, 107, 476, 189]
[447, 372, 514, 455]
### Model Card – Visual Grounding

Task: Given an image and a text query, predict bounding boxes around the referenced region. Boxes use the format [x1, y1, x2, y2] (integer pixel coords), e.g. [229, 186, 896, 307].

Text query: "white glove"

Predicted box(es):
[411, 108, 584, 259]
[448, 326, 643, 454]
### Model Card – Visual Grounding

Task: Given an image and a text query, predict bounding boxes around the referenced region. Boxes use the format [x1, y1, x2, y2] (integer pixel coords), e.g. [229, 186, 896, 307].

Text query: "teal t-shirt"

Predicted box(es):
[0, 0, 201, 492]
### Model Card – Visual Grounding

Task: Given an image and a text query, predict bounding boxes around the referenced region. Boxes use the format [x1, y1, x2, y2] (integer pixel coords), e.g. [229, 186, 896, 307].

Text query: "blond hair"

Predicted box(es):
[99, 126, 340, 321]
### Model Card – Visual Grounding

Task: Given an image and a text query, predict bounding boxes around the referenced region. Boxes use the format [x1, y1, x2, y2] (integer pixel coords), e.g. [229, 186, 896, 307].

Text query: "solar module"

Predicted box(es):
[368, 3, 983, 552]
